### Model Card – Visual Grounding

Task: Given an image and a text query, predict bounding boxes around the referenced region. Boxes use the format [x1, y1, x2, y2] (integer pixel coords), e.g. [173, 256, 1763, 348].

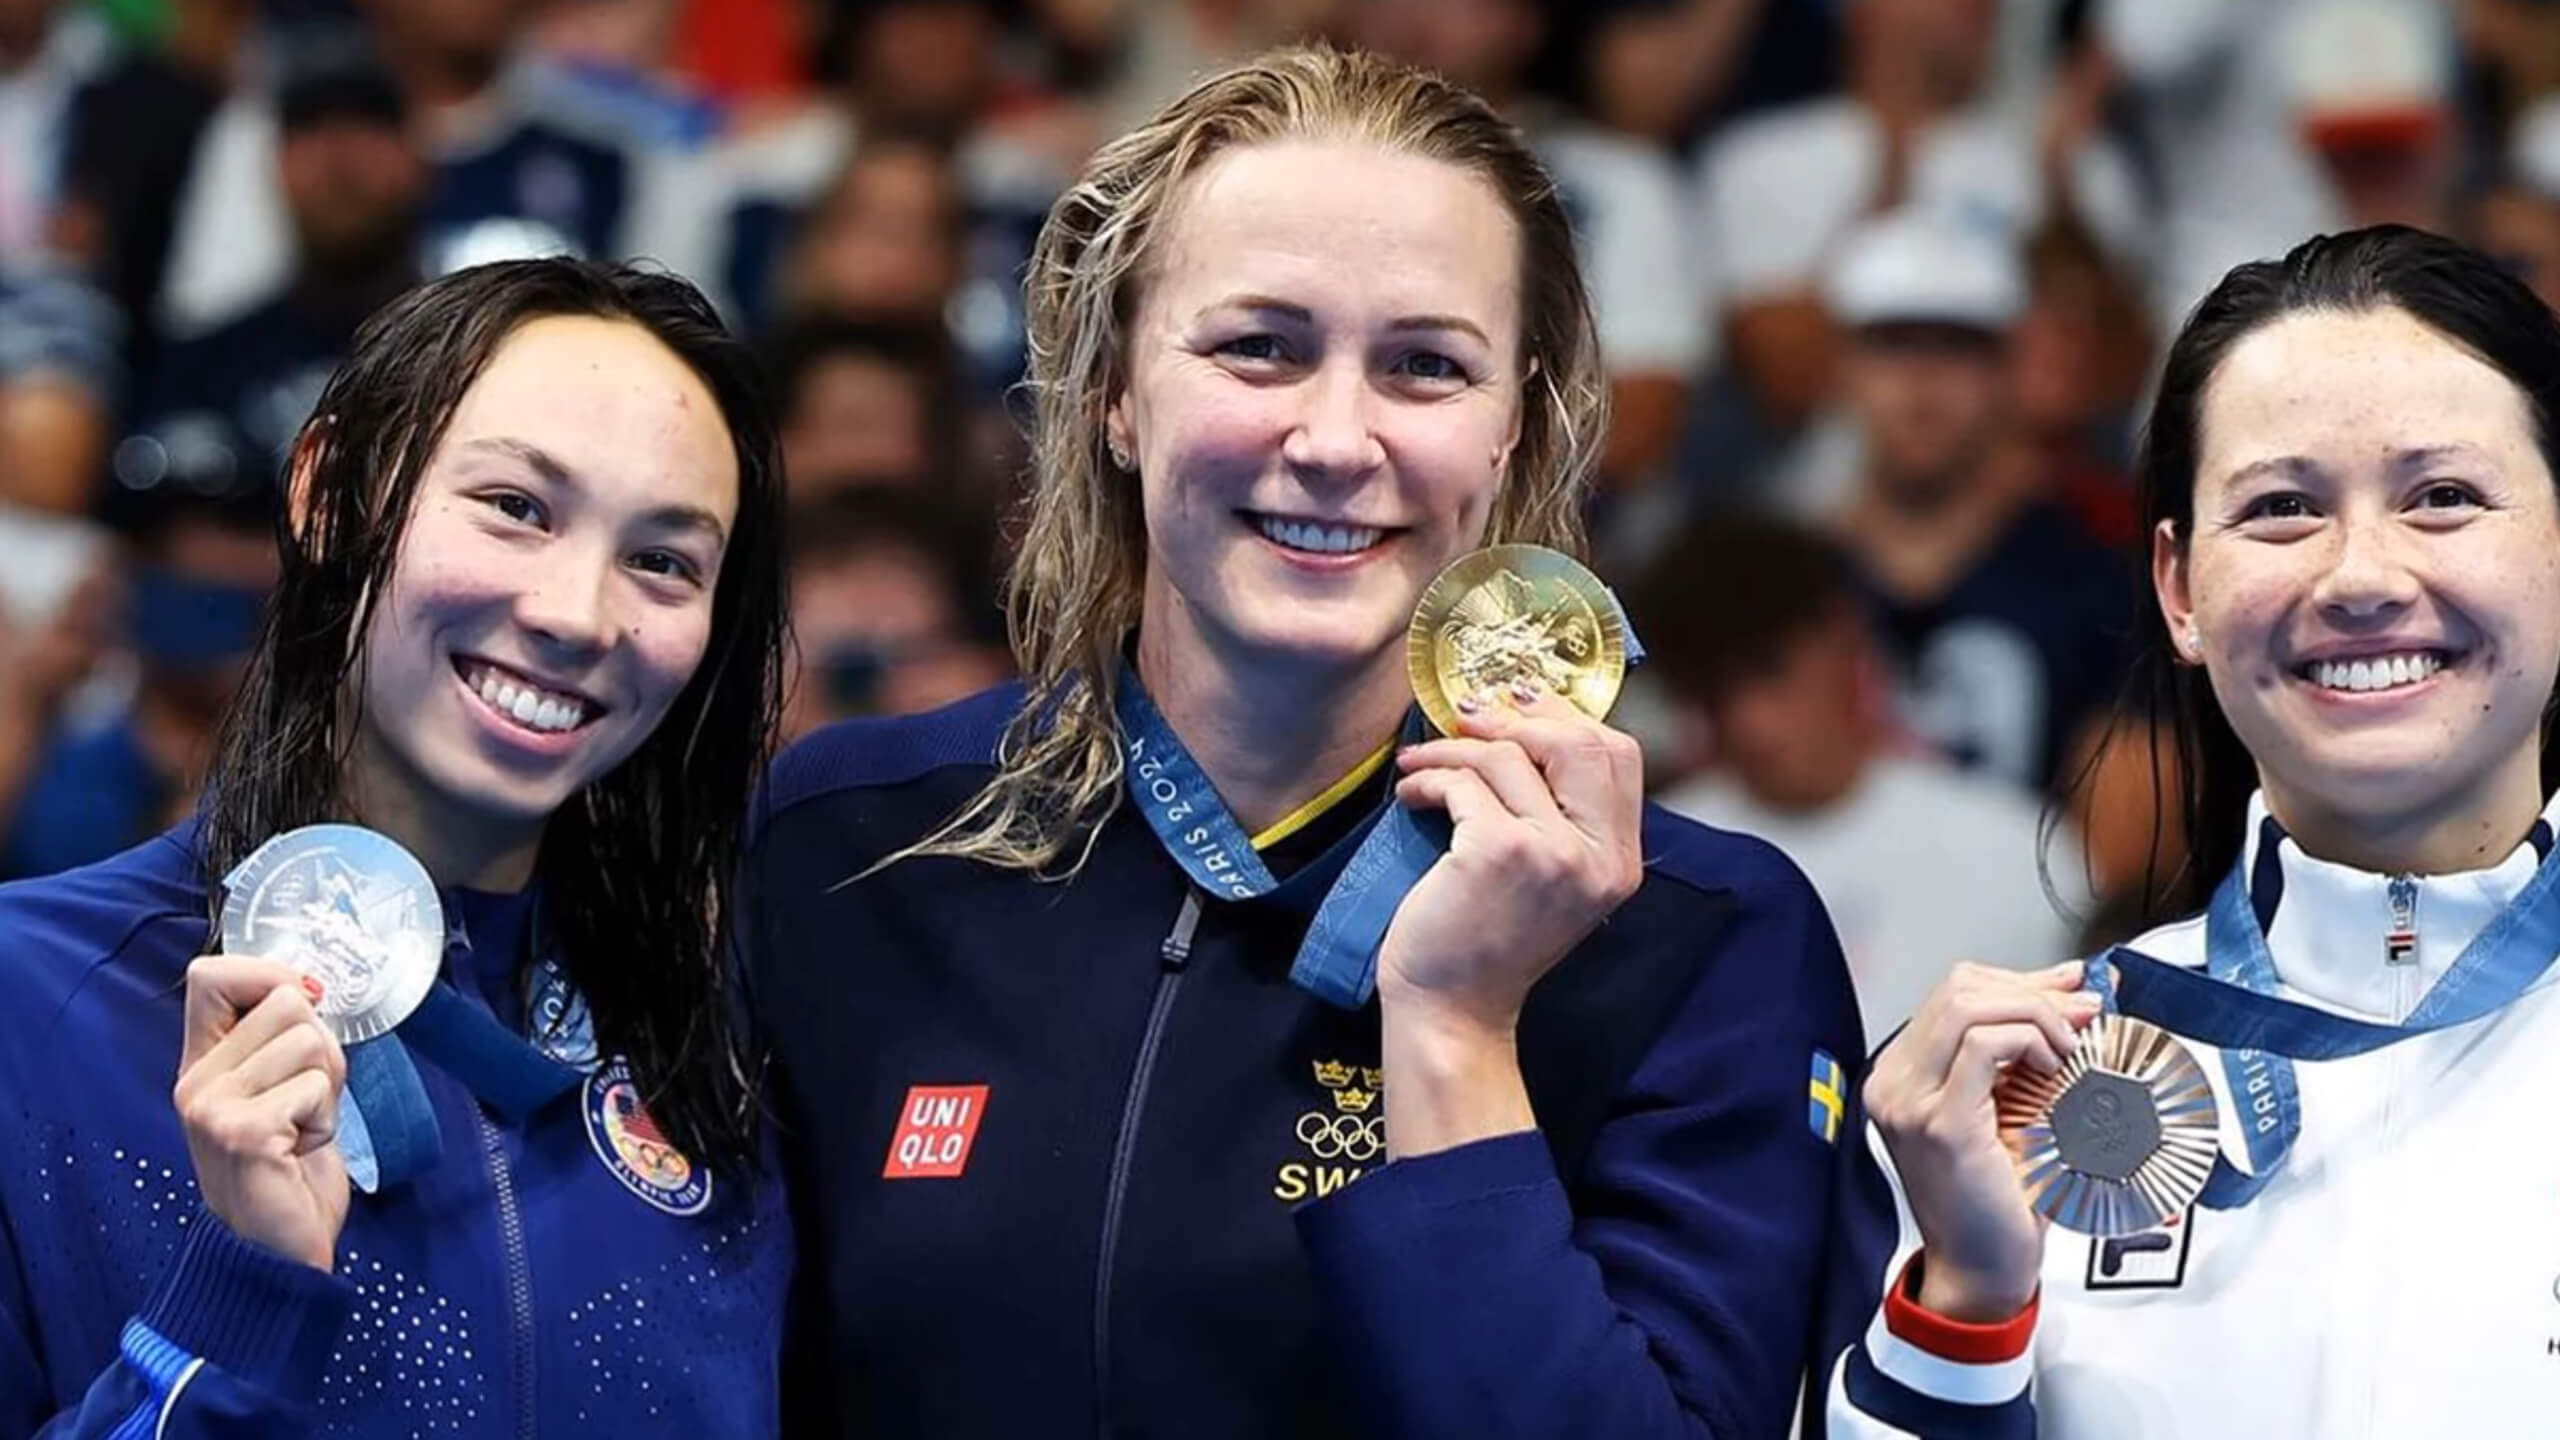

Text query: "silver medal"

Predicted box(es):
[220, 824, 442, 1045]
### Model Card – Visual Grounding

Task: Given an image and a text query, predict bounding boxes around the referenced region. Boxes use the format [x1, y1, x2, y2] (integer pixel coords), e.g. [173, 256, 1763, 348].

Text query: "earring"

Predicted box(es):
[2183, 622, 2203, 659]
[1107, 439, 1132, 471]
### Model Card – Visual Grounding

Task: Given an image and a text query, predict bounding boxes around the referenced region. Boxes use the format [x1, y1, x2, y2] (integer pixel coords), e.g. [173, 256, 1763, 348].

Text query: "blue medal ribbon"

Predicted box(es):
[336, 904, 588, 1191]
[1109, 564, 1642, 1008]
[2086, 832, 2560, 1207]
[1113, 673, 1445, 1008]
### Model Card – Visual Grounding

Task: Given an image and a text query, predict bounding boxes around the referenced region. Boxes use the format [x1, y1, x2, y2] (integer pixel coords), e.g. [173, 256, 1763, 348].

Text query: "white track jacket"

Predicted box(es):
[1827, 792, 2560, 1439]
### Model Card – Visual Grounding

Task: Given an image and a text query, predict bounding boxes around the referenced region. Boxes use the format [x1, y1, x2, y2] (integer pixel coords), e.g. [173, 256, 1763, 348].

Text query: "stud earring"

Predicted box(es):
[2184, 623, 2203, 659]
[1107, 440, 1132, 471]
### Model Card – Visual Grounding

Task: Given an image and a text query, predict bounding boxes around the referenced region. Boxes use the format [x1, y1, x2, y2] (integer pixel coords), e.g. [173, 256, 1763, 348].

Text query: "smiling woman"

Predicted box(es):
[0, 260, 796, 1439]
[747, 43, 1878, 1440]
[1831, 227, 2560, 1438]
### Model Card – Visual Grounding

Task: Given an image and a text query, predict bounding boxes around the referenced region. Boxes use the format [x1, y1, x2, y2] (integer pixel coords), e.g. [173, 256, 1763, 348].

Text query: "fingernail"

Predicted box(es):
[1457, 692, 1482, 715]
[300, 975, 325, 1003]
[1511, 681, 1541, 705]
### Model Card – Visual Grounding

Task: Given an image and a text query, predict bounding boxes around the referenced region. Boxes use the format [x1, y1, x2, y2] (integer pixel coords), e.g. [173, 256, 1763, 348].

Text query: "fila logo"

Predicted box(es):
[883, 1085, 989, 1179]
[2085, 1207, 2195, 1291]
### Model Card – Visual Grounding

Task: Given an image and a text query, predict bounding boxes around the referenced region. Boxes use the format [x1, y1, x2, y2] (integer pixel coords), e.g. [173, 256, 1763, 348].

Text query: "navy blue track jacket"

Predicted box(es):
[747, 686, 1893, 1438]
[0, 822, 794, 1438]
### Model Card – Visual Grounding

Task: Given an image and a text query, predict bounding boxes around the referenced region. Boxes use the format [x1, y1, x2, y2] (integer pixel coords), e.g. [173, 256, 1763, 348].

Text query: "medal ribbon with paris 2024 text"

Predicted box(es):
[2088, 837, 2560, 1206]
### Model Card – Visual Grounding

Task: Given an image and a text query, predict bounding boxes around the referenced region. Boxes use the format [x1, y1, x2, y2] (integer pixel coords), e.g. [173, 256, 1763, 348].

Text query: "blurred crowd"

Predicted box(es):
[3, 0, 2556, 1038]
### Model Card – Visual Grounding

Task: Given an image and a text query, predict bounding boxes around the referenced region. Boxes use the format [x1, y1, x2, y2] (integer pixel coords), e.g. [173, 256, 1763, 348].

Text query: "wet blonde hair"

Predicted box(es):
[914, 42, 1607, 874]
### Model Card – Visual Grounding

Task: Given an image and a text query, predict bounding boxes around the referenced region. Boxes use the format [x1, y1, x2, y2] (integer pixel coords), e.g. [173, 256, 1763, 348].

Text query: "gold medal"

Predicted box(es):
[1407, 545, 1627, 735]
[1998, 1012, 2222, 1237]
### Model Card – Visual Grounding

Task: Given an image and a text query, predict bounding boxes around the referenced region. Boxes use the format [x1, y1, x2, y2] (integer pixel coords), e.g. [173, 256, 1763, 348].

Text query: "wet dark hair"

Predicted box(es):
[199, 259, 789, 1175]
[2102, 225, 2560, 923]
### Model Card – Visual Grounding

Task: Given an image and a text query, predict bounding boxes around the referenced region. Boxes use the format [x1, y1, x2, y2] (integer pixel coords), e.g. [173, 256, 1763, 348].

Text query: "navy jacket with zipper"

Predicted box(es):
[0, 821, 794, 1438]
[749, 685, 1892, 1439]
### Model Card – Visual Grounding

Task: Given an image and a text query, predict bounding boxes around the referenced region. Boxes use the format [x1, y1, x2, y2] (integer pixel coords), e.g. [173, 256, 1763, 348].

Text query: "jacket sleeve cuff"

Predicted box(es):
[1865, 1252, 2037, 1404]
[136, 1210, 356, 1408]
[1291, 1130, 1566, 1269]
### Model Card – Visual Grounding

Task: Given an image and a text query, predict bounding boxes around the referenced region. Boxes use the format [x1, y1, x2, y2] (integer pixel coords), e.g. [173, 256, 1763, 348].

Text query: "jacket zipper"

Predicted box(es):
[2368, 874, 2418, 1440]
[1092, 889, 1201, 1439]
[2384, 873, 2419, 1017]
[478, 1110, 538, 1440]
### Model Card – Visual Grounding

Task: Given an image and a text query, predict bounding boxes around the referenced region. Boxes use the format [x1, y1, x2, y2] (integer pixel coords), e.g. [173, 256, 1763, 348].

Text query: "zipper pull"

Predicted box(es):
[1160, 889, 1203, 970]
[2384, 874, 2419, 967]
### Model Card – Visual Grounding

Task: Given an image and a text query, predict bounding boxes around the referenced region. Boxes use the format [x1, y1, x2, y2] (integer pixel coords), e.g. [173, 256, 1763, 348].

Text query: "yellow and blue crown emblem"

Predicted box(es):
[1808, 1050, 1846, 1145]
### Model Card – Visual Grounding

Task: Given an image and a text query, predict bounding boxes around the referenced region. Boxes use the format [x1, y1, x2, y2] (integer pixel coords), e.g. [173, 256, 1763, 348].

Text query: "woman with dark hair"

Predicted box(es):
[0, 258, 794, 1438]
[1828, 224, 2560, 1435]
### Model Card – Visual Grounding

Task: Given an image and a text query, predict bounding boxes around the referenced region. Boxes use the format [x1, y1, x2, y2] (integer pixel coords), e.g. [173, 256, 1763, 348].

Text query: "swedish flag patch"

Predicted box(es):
[1808, 1050, 1846, 1144]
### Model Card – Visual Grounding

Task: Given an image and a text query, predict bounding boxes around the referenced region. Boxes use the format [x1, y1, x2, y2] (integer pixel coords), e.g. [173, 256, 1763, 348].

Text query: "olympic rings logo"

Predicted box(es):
[1296, 1111, 1385, 1162]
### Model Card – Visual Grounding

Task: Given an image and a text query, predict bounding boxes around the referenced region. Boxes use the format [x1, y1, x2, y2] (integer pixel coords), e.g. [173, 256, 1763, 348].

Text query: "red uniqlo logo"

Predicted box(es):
[883, 1085, 989, 1179]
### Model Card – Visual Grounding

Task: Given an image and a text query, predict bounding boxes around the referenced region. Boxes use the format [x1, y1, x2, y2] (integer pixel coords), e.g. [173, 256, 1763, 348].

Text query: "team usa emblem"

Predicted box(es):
[585, 1059, 713, 1216]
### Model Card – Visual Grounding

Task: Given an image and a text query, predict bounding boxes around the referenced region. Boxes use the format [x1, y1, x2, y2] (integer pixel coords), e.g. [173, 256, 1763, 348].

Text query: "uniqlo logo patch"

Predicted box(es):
[883, 1085, 989, 1179]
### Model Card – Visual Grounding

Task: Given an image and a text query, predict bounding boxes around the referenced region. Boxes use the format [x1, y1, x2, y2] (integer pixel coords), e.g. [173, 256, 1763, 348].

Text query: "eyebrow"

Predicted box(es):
[457, 436, 730, 545]
[1200, 294, 1493, 348]
[2220, 445, 2500, 488]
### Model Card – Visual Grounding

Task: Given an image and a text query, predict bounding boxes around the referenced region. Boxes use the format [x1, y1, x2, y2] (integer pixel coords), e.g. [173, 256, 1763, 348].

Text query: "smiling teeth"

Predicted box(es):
[465, 662, 592, 733]
[2310, 653, 2444, 693]
[1256, 516, 1384, 555]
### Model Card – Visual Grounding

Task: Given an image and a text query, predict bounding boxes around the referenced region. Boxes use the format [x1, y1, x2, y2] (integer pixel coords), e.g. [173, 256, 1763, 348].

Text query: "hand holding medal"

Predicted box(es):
[1865, 962, 2105, 1319]
[174, 953, 353, 1271]
[174, 825, 444, 1269]
[1377, 546, 1645, 1034]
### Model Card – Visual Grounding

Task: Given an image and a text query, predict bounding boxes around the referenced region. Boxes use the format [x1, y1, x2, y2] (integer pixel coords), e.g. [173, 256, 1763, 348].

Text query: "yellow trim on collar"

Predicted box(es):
[1249, 742, 1397, 852]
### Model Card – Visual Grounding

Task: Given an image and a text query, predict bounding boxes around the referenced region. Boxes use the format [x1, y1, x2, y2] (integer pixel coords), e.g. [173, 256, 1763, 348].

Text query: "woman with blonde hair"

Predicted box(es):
[750, 44, 1872, 1438]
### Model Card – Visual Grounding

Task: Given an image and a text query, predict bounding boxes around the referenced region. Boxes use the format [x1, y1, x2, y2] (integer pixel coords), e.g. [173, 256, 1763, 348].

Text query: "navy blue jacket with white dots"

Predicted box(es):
[0, 821, 795, 1438]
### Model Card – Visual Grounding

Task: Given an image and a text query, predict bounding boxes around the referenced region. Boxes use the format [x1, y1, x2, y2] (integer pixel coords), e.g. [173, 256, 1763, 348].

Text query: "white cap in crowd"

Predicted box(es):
[2280, 0, 2453, 149]
[1821, 206, 2026, 335]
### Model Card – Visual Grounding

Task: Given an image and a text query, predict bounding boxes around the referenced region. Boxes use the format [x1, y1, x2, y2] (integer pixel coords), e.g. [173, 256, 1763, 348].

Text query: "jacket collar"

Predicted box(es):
[2243, 791, 2560, 1020]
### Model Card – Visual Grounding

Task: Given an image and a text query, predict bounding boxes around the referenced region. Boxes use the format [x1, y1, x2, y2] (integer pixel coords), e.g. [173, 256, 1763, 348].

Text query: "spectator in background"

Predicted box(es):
[1695, 0, 2145, 444]
[2455, 0, 2560, 193]
[2090, 0, 2458, 343]
[781, 131, 965, 329]
[1570, 0, 1799, 148]
[1641, 509, 2081, 1041]
[1352, 0, 1708, 488]
[0, 0, 107, 266]
[1818, 207, 2136, 796]
[55, 0, 258, 385]
[781, 486, 1009, 740]
[633, 0, 1070, 405]
[111, 46, 427, 523]
[160, 1, 641, 340]
[2479, 93, 2560, 314]
[0, 258, 118, 513]
[0, 536, 112, 879]
[2012, 214, 2153, 550]
[0, 491, 277, 880]
[767, 313, 961, 499]
[2282, 0, 2460, 238]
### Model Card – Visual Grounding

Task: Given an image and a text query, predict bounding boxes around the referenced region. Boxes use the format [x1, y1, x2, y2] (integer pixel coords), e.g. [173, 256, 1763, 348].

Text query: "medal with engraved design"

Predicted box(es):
[220, 824, 443, 1046]
[1407, 544, 1627, 735]
[1996, 1012, 2221, 1237]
